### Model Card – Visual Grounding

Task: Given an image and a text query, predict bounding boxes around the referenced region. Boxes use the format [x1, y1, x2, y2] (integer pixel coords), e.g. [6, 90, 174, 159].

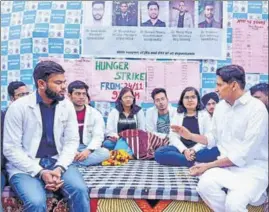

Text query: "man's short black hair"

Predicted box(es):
[216, 65, 246, 90]
[147, 1, 159, 10]
[68, 80, 89, 95]
[250, 83, 269, 96]
[151, 88, 167, 100]
[33, 61, 65, 88]
[120, 2, 128, 6]
[204, 1, 214, 8]
[92, 1, 105, 7]
[7, 81, 26, 97]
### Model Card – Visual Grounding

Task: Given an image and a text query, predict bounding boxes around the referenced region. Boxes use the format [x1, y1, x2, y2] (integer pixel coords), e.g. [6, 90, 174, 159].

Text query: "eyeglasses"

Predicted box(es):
[15, 92, 30, 98]
[183, 95, 197, 101]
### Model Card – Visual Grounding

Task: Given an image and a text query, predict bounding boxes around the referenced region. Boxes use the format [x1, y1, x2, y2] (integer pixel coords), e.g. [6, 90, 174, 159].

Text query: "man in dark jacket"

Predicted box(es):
[198, 1, 221, 28]
[141, 1, 166, 27]
[115, 2, 137, 26]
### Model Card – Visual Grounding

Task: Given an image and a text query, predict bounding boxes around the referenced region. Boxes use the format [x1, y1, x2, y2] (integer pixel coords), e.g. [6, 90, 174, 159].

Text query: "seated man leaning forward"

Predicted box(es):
[172, 65, 268, 212]
[3, 61, 90, 212]
[68, 80, 110, 166]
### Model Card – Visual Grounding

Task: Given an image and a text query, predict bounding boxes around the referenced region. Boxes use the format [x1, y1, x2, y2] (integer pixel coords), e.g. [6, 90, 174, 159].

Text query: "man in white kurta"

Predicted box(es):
[171, 65, 268, 212]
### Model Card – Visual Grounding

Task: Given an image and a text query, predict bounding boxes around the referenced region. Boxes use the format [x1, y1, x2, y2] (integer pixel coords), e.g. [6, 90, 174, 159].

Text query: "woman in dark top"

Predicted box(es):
[103, 87, 145, 154]
[155, 87, 220, 167]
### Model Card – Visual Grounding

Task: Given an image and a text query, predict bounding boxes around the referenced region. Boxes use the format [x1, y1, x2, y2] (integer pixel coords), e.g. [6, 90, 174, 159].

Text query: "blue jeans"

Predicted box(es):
[9, 165, 90, 212]
[73, 144, 110, 166]
[102, 139, 116, 150]
[103, 138, 133, 156]
[1, 171, 7, 212]
[155, 146, 220, 167]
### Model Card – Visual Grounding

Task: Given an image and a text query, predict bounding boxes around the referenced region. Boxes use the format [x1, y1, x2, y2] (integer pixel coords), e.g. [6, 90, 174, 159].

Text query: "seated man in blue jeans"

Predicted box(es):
[3, 61, 90, 212]
[68, 80, 110, 166]
[1, 81, 30, 211]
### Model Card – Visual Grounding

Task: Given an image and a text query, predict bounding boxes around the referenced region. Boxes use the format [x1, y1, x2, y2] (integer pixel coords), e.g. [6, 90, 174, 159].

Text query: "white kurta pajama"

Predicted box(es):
[197, 92, 268, 212]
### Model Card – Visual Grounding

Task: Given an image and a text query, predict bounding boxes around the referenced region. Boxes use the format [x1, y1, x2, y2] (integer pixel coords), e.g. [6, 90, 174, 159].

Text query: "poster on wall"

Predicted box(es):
[232, 19, 268, 74]
[146, 61, 200, 102]
[82, 0, 227, 60]
[37, 57, 200, 103]
[90, 59, 147, 102]
[38, 57, 92, 87]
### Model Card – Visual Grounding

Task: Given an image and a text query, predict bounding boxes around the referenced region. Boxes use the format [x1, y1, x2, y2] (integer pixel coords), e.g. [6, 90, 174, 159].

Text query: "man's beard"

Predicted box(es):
[45, 87, 65, 101]
[93, 14, 103, 21]
[150, 14, 158, 20]
[206, 14, 213, 20]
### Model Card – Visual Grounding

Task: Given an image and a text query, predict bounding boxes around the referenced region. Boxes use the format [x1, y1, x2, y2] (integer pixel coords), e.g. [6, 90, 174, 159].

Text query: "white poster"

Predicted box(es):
[82, 0, 227, 60]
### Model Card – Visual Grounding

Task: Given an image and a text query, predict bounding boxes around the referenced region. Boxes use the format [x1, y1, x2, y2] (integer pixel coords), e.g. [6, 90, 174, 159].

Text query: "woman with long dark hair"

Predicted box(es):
[155, 87, 219, 167]
[103, 87, 145, 153]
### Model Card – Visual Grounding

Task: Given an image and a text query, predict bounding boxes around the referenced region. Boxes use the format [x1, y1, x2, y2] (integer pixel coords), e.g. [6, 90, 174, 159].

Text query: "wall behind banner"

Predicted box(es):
[1, 1, 268, 117]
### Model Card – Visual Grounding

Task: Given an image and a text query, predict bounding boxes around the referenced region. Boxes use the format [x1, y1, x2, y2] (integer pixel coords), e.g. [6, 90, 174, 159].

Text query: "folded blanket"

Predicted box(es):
[119, 129, 169, 160]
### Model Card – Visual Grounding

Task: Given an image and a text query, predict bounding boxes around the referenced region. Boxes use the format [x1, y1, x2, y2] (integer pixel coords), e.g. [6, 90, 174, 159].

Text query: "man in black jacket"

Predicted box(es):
[115, 2, 137, 26]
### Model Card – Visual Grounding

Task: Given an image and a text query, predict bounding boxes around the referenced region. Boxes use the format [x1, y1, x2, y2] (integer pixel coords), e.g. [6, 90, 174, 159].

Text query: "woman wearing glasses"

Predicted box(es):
[103, 87, 145, 155]
[155, 87, 220, 167]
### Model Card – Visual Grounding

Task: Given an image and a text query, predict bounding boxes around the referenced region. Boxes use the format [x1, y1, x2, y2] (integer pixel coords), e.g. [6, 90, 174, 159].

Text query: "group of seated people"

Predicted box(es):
[1, 61, 268, 212]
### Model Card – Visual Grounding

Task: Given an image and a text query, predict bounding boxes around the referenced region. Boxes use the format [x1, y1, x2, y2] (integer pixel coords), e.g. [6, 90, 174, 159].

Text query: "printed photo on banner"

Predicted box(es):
[83, 1, 112, 27]
[169, 0, 195, 28]
[140, 1, 169, 27]
[198, 0, 223, 28]
[81, 1, 227, 59]
[112, 1, 138, 26]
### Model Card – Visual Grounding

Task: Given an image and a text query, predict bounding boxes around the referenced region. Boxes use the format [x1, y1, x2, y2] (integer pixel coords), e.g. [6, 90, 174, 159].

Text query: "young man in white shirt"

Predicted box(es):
[1, 81, 30, 210]
[146, 88, 177, 139]
[68, 80, 110, 166]
[4, 61, 90, 211]
[172, 65, 268, 212]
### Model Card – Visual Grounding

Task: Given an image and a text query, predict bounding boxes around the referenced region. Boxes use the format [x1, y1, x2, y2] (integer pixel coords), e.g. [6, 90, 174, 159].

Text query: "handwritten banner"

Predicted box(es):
[82, 1, 227, 60]
[91, 59, 147, 102]
[232, 19, 268, 74]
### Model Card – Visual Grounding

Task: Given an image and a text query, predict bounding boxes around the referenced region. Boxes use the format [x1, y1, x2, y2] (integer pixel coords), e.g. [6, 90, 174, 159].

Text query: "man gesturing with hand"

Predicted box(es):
[171, 65, 268, 212]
